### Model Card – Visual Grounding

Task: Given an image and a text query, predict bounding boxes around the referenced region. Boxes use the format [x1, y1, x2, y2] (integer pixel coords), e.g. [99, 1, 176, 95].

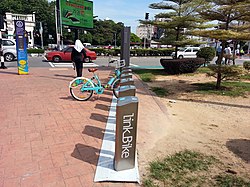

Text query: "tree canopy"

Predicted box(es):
[192, 0, 250, 88]
[0, 0, 141, 46]
[143, 0, 209, 58]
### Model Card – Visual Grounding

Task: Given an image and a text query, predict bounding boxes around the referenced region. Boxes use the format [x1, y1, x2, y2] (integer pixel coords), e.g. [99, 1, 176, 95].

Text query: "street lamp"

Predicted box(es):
[144, 13, 149, 49]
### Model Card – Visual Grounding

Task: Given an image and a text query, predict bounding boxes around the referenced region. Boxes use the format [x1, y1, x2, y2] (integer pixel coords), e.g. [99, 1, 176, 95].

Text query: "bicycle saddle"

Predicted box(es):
[88, 68, 98, 72]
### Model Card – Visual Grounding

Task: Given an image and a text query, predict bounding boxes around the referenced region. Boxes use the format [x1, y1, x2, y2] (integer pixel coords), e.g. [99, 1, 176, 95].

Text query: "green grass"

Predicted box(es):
[215, 174, 250, 186]
[151, 87, 169, 97]
[192, 81, 250, 97]
[143, 150, 250, 187]
[133, 69, 168, 82]
[143, 150, 218, 187]
[196, 67, 212, 74]
[240, 73, 250, 81]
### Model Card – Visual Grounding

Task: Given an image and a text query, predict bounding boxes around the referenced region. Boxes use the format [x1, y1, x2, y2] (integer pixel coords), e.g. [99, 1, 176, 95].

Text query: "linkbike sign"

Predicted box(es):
[115, 96, 139, 171]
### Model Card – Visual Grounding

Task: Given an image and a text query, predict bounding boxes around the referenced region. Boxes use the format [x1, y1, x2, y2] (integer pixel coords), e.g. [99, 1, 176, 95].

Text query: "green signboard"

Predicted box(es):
[60, 0, 93, 29]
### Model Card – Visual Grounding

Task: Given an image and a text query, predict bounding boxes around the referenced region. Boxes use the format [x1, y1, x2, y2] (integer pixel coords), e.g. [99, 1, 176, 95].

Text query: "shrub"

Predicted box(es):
[196, 47, 216, 64]
[27, 49, 45, 54]
[243, 61, 250, 70]
[207, 65, 244, 81]
[160, 58, 205, 74]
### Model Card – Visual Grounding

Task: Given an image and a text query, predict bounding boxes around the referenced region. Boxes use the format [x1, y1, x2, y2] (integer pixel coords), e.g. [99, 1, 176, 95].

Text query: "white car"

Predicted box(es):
[171, 47, 200, 59]
[2, 39, 17, 62]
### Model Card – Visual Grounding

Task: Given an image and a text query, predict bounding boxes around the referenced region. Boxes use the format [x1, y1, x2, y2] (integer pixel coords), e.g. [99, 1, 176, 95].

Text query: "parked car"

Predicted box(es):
[45, 45, 97, 63]
[171, 47, 200, 59]
[103, 45, 113, 49]
[2, 39, 17, 62]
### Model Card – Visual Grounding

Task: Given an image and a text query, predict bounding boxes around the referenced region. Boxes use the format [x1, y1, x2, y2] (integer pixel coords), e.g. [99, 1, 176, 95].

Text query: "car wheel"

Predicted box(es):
[4, 53, 14, 62]
[178, 55, 184, 59]
[53, 56, 61, 63]
[84, 57, 91, 63]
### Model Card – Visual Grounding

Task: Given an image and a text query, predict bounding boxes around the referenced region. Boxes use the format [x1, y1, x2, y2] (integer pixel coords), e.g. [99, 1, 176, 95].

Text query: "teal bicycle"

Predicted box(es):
[69, 59, 124, 101]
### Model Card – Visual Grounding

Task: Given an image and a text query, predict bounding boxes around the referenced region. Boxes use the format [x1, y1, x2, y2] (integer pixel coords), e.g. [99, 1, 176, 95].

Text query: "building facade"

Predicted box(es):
[136, 24, 154, 40]
[4, 12, 36, 47]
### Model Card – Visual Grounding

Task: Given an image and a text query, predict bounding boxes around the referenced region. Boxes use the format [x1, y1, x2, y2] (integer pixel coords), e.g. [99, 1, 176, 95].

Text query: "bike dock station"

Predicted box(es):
[94, 28, 140, 181]
[94, 69, 140, 183]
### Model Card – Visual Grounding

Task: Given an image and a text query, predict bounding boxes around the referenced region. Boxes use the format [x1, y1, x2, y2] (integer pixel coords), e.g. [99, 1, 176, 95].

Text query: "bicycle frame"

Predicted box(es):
[69, 58, 125, 101]
[80, 68, 121, 95]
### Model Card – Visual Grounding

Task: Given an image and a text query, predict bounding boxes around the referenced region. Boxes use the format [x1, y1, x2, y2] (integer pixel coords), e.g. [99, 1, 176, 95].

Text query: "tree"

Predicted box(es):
[130, 33, 141, 43]
[142, 0, 209, 58]
[0, 0, 55, 45]
[193, 0, 250, 89]
[88, 19, 124, 46]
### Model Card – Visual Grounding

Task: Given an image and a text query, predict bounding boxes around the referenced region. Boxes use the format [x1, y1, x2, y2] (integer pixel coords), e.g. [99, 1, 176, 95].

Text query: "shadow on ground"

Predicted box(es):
[226, 139, 250, 163]
[71, 143, 113, 169]
[82, 125, 105, 140]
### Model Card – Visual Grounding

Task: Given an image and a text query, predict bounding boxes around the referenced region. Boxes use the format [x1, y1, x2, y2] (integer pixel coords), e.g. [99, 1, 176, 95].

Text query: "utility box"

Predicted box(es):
[121, 73, 133, 79]
[119, 85, 136, 97]
[114, 96, 139, 171]
[120, 78, 134, 86]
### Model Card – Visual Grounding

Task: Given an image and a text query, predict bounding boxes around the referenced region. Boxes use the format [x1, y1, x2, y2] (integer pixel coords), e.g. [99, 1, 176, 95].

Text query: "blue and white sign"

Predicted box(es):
[15, 20, 28, 75]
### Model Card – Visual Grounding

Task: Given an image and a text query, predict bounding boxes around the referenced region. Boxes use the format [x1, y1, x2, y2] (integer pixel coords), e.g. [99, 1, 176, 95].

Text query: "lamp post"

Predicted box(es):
[144, 13, 149, 49]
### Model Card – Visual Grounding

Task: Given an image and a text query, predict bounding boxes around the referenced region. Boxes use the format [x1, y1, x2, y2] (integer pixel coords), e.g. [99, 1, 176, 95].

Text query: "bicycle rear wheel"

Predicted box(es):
[69, 77, 94, 101]
[111, 78, 120, 98]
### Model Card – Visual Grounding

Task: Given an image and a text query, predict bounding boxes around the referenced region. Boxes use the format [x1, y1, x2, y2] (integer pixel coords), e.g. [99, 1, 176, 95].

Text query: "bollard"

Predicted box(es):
[121, 73, 133, 79]
[121, 69, 132, 75]
[121, 66, 131, 71]
[120, 78, 134, 86]
[119, 85, 136, 97]
[114, 96, 139, 171]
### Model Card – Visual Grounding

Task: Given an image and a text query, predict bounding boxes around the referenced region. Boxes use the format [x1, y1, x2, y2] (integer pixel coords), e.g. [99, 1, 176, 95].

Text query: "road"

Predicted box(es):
[1, 55, 249, 69]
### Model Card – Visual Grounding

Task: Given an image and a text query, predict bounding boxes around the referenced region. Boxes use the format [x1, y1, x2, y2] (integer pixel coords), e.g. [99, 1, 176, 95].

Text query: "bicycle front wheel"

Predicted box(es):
[69, 77, 94, 101]
[111, 78, 120, 98]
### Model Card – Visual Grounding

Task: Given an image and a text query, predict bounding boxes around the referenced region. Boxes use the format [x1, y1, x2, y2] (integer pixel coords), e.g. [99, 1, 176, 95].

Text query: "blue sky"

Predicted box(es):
[49, 0, 162, 33]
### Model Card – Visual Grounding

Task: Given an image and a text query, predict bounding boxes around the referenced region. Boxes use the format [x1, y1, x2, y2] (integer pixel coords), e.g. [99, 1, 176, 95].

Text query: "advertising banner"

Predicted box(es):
[14, 20, 28, 75]
[60, 0, 93, 29]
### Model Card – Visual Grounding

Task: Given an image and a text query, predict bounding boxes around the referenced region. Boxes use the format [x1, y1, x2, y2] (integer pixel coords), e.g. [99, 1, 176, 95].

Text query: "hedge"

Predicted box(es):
[27, 49, 45, 54]
[90, 48, 174, 57]
[160, 58, 205, 74]
[243, 61, 250, 70]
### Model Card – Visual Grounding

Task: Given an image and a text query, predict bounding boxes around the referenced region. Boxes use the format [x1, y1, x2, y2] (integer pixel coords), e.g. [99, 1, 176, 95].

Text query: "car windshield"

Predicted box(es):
[178, 47, 186, 52]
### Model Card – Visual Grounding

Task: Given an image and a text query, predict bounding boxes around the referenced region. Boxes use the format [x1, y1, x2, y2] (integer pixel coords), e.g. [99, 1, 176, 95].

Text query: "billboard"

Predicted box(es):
[60, 0, 93, 29]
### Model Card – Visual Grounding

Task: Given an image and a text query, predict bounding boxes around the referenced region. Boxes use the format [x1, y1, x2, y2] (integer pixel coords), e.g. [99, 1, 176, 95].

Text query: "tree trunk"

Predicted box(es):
[215, 41, 226, 89]
[174, 28, 180, 59]
[233, 41, 237, 65]
[216, 70, 222, 89]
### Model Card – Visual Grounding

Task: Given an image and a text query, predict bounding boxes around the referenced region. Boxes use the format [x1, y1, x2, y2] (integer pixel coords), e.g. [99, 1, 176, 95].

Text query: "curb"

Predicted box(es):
[133, 73, 170, 116]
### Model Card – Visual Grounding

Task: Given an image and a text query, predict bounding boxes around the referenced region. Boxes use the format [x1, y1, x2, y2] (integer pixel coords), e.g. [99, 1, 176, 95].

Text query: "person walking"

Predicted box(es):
[240, 49, 244, 59]
[224, 46, 232, 65]
[216, 45, 222, 64]
[71, 39, 86, 77]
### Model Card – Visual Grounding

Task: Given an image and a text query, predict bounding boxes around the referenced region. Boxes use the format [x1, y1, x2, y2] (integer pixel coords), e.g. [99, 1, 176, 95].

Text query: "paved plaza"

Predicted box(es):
[0, 67, 143, 187]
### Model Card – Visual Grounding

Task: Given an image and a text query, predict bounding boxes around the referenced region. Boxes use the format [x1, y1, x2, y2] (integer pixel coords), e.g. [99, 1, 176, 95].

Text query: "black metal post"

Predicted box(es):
[74, 29, 79, 41]
[0, 30, 7, 69]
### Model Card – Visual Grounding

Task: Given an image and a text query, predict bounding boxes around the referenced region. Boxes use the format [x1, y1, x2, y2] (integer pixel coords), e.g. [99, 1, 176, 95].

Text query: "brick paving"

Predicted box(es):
[0, 67, 139, 187]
